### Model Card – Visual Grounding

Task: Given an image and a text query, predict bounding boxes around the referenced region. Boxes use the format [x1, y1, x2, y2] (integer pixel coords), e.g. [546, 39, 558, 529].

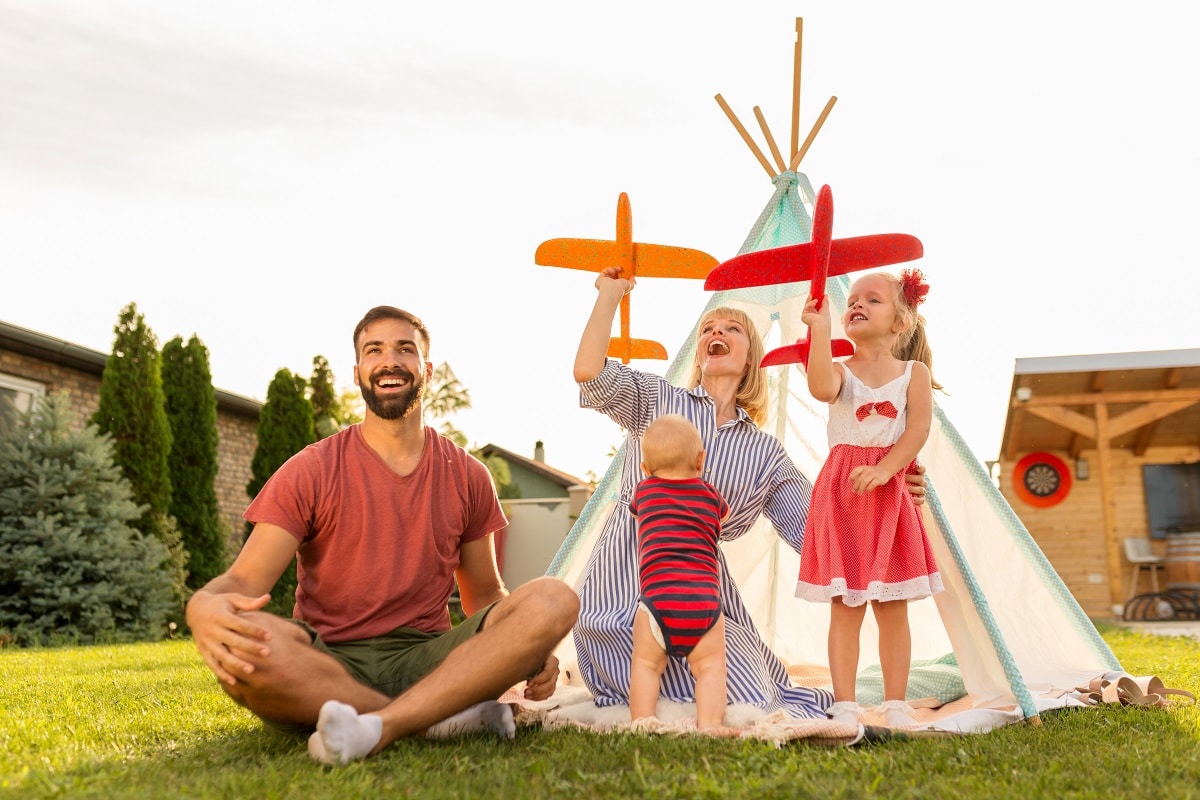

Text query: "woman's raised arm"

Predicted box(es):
[574, 267, 634, 383]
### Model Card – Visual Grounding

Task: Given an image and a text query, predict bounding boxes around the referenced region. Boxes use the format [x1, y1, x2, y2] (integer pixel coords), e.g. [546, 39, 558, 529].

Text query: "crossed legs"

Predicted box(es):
[223, 577, 578, 762]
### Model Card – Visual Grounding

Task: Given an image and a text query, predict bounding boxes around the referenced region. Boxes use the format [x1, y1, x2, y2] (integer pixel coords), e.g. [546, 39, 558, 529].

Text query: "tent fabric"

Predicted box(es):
[541, 171, 1120, 737]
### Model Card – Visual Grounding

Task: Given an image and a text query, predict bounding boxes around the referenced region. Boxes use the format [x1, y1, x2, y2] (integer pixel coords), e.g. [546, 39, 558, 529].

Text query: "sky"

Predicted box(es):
[2, 1, 1198, 482]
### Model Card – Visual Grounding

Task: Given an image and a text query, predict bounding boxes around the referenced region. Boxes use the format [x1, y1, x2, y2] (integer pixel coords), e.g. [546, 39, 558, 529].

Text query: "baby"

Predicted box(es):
[629, 414, 733, 734]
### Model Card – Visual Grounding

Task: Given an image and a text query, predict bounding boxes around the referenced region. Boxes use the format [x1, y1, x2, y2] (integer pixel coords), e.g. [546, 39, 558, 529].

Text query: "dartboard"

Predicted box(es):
[1013, 452, 1072, 508]
[1024, 463, 1060, 496]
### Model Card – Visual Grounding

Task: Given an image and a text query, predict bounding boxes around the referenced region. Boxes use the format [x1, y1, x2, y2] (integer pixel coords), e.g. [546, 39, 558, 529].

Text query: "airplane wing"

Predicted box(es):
[703, 234, 923, 291]
[760, 338, 855, 369]
[828, 234, 924, 276]
[535, 239, 624, 272]
[536, 239, 717, 279]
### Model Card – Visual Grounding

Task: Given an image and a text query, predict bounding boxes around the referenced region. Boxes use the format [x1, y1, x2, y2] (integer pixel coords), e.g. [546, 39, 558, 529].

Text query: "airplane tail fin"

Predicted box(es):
[608, 337, 669, 364]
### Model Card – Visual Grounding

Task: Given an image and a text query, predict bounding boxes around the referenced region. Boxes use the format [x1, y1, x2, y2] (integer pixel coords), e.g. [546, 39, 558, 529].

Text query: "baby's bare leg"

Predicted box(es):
[629, 608, 668, 722]
[687, 615, 734, 733]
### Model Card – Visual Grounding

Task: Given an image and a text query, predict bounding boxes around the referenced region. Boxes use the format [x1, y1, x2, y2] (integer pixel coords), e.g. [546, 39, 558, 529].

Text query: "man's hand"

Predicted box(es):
[186, 591, 273, 686]
[522, 654, 561, 701]
[905, 463, 928, 506]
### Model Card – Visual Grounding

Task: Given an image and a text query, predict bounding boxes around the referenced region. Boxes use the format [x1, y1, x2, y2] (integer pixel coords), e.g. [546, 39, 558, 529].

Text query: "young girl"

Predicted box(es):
[795, 269, 944, 729]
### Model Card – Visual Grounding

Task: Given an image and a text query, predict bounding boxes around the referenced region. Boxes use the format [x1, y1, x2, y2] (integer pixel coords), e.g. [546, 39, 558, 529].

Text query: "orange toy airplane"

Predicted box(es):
[535, 193, 718, 363]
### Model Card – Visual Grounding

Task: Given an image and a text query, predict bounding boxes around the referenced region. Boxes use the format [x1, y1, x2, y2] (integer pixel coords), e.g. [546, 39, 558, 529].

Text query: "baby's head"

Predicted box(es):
[641, 414, 705, 478]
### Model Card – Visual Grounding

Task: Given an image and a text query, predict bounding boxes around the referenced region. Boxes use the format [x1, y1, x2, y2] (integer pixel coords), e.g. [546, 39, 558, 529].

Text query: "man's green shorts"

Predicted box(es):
[265, 603, 496, 736]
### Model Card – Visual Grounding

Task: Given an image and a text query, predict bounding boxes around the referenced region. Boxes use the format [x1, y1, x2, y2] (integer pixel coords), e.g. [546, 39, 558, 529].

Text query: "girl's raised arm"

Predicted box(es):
[801, 295, 842, 402]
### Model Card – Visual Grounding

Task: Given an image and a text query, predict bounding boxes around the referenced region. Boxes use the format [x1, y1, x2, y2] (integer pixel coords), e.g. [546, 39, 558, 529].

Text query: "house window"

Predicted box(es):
[0, 372, 45, 415]
[1142, 462, 1200, 539]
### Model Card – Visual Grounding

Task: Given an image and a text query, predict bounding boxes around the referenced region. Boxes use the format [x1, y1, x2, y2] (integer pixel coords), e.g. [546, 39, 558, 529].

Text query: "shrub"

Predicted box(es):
[0, 393, 174, 646]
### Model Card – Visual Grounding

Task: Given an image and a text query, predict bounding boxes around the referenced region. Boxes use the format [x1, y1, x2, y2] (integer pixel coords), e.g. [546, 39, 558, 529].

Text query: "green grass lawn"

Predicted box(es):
[2, 623, 1198, 799]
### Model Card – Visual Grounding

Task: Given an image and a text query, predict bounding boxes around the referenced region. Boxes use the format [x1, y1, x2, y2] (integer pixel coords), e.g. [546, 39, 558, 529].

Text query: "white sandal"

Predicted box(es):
[826, 701, 864, 726]
[878, 699, 917, 728]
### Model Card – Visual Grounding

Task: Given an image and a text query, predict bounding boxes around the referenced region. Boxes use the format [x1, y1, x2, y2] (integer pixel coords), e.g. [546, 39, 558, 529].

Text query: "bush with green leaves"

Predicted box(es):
[0, 393, 175, 646]
[246, 368, 315, 616]
[162, 335, 228, 590]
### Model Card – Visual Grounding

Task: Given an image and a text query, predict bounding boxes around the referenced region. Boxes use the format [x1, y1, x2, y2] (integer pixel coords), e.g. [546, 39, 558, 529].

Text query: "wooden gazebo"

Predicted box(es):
[997, 348, 1200, 616]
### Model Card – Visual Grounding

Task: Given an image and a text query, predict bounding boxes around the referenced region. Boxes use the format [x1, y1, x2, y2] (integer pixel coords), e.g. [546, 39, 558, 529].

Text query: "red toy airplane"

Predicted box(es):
[703, 184, 923, 368]
[536, 193, 718, 363]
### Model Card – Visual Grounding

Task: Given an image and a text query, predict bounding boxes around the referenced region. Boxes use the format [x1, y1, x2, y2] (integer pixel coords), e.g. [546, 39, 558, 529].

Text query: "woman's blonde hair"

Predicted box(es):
[687, 306, 769, 426]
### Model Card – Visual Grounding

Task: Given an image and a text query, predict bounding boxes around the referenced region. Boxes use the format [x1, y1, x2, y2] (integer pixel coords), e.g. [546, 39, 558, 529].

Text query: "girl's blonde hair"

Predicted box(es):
[687, 306, 769, 426]
[866, 271, 943, 391]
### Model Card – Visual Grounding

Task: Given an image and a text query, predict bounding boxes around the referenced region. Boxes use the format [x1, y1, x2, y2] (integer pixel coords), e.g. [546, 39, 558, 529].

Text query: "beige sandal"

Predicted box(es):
[1076, 675, 1161, 707]
[1104, 676, 1161, 707]
[1132, 676, 1196, 708]
[1077, 674, 1194, 708]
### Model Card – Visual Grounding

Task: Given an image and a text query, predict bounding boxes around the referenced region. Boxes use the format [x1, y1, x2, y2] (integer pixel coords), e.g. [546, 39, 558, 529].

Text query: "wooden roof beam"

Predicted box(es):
[1133, 366, 1182, 456]
[1106, 400, 1198, 439]
[1069, 372, 1106, 458]
[1013, 387, 1200, 406]
[1023, 405, 1097, 440]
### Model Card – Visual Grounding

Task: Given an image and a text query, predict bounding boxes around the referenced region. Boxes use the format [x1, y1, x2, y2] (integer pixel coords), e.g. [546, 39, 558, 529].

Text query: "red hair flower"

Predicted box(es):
[900, 268, 929, 308]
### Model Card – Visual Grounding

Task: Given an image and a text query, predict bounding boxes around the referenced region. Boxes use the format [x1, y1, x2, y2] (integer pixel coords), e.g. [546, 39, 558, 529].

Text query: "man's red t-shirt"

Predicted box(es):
[244, 425, 507, 643]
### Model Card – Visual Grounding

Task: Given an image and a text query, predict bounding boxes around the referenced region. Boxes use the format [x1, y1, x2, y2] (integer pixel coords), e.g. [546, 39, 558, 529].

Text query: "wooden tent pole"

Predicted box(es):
[714, 93, 777, 178]
[789, 95, 837, 170]
[754, 106, 788, 173]
[790, 17, 803, 162]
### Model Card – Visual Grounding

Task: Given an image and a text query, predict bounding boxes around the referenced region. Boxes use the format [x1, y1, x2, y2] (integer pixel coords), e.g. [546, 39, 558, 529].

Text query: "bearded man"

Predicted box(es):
[186, 306, 578, 764]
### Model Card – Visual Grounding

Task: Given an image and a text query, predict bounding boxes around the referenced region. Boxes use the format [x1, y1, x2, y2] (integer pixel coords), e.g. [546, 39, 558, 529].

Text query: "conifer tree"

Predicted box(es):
[0, 393, 174, 645]
[309, 355, 339, 439]
[246, 368, 315, 615]
[91, 303, 188, 610]
[92, 303, 173, 526]
[162, 335, 227, 589]
[248, 369, 315, 499]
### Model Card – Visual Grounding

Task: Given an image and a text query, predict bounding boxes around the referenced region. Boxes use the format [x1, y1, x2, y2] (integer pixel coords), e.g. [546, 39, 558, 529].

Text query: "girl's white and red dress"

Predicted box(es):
[796, 361, 944, 606]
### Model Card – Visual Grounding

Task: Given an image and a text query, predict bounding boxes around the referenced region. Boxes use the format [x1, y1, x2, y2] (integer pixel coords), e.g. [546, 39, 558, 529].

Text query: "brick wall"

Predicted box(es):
[1, 348, 258, 547]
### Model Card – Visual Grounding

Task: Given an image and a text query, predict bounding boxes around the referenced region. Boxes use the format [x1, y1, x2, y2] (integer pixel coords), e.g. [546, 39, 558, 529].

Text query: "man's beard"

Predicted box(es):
[360, 367, 424, 421]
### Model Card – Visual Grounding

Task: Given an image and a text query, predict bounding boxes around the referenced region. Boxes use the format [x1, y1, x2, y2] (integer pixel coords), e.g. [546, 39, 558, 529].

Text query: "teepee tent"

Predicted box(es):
[543, 19, 1121, 735]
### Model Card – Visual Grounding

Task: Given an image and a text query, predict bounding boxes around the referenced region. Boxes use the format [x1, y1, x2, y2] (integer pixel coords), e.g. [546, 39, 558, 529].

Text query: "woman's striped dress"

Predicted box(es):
[574, 360, 833, 717]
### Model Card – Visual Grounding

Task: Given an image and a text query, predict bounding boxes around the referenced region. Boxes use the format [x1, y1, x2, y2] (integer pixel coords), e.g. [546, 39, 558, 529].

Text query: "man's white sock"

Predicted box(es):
[307, 700, 383, 765]
[425, 701, 516, 740]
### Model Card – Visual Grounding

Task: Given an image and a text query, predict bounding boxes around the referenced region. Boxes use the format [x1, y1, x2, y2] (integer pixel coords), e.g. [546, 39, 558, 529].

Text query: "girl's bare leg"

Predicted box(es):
[872, 599, 912, 702]
[828, 598, 868, 702]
